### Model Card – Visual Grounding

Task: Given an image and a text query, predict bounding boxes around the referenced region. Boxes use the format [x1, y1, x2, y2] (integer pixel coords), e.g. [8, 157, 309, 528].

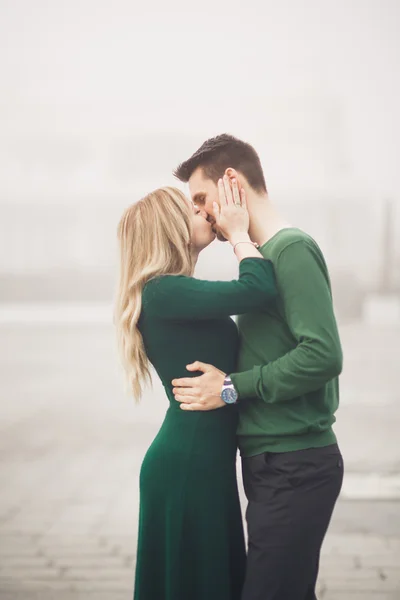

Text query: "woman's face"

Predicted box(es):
[190, 201, 216, 252]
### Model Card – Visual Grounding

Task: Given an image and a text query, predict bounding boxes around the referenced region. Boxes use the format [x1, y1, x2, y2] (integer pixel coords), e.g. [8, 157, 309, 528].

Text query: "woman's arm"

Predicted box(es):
[143, 177, 277, 320]
[142, 258, 277, 320]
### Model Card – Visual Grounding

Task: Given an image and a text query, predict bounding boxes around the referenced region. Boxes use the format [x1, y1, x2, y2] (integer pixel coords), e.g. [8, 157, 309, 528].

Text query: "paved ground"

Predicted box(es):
[0, 320, 399, 599]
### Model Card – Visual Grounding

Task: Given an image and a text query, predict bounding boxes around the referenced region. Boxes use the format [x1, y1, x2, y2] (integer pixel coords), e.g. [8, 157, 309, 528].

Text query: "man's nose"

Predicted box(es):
[198, 208, 208, 219]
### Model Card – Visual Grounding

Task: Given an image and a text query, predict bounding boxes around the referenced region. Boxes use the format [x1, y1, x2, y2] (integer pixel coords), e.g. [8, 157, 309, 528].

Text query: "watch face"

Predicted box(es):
[221, 387, 238, 404]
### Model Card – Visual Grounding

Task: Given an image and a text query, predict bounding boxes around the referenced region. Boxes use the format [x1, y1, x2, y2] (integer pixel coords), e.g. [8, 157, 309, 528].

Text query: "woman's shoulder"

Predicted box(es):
[142, 274, 194, 304]
[141, 274, 201, 321]
[143, 273, 191, 291]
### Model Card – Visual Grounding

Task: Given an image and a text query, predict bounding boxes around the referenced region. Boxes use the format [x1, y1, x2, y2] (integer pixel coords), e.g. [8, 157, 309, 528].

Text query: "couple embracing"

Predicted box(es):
[115, 134, 343, 600]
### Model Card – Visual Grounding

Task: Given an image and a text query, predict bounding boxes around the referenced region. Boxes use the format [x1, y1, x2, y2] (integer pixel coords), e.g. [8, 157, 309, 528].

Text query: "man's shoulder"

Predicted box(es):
[261, 227, 321, 258]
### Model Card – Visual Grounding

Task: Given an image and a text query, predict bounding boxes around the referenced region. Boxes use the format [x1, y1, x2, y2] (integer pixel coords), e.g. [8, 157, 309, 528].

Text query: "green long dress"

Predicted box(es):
[134, 257, 277, 600]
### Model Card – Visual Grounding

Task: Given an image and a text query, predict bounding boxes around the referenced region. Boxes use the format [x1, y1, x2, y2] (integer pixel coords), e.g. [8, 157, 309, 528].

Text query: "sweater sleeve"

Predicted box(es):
[142, 258, 277, 320]
[230, 241, 343, 402]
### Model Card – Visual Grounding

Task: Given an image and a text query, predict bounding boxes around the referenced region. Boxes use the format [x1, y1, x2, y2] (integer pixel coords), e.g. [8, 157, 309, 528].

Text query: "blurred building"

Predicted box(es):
[1, 116, 399, 315]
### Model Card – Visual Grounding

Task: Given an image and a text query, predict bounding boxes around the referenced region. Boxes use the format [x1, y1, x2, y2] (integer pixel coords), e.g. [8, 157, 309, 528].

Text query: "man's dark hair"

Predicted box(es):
[173, 134, 267, 193]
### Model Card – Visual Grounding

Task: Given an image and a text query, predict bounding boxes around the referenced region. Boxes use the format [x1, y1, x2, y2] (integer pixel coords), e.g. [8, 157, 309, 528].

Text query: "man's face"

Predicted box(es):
[188, 167, 227, 241]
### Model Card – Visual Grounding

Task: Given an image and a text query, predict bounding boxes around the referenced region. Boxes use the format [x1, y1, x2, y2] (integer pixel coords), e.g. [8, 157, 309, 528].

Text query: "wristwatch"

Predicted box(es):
[221, 376, 239, 404]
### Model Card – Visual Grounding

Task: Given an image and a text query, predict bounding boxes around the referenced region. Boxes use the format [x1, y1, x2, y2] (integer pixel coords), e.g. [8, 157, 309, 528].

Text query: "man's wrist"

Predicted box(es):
[221, 375, 239, 404]
[230, 370, 256, 400]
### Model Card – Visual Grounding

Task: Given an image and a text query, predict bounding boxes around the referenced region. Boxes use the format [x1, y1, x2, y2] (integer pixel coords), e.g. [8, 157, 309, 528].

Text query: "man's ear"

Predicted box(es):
[224, 167, 239, 179]
[224, 168, 242, 188]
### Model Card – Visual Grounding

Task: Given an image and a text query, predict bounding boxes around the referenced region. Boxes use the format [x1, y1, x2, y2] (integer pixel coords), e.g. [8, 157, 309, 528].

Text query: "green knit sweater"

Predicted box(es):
[230, 228, 343, 457]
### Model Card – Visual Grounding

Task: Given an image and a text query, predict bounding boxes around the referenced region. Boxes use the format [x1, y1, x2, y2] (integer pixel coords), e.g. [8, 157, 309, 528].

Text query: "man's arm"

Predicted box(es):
[172, 240, 342, 410]
[231, 239, 343, 403]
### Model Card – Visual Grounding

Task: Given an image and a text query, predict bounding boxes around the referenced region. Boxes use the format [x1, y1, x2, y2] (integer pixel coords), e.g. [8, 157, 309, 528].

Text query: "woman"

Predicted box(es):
[115, 178, 278, 600]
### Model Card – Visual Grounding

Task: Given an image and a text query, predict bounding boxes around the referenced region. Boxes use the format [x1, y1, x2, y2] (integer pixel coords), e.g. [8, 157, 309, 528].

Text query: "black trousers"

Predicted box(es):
[241, 444, 343, 600]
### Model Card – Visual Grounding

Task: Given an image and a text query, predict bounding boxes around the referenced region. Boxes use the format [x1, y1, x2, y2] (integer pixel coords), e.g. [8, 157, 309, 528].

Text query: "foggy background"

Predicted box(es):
[0, 0, 399, 598]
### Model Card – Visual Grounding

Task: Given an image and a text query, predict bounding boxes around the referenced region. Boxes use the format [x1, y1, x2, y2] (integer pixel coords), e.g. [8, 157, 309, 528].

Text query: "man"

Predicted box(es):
[171, 134, 344, 600]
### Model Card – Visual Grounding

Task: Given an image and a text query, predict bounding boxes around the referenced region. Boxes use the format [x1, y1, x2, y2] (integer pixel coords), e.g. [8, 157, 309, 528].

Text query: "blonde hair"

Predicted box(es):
[115, 186, 194, 401]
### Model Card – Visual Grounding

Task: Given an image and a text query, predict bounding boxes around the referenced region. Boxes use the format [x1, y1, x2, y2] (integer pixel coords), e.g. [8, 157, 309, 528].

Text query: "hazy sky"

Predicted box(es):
[1, 0, 399, 199]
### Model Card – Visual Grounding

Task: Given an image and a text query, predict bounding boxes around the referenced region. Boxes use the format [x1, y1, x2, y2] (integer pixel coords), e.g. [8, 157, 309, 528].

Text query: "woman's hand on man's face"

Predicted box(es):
[213, 176, 249, 242]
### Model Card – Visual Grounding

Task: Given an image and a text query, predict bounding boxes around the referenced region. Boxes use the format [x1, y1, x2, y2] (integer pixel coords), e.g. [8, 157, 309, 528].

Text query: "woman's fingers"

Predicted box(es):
[223, 175, 234, 205]
[218, 178, 227, 207]
[217, 177, 247, 224]
[240, 187, 247, 210]
[232, 178, 241, 206]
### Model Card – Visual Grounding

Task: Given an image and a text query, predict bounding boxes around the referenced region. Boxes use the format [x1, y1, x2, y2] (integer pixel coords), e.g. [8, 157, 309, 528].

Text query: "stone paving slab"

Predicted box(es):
[0, 322, 399, 598]
[0, 531, 399, 598]
[0, 596, 395, 600]
[323, 595, 399, 600]
[0, 593, 131, 600]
